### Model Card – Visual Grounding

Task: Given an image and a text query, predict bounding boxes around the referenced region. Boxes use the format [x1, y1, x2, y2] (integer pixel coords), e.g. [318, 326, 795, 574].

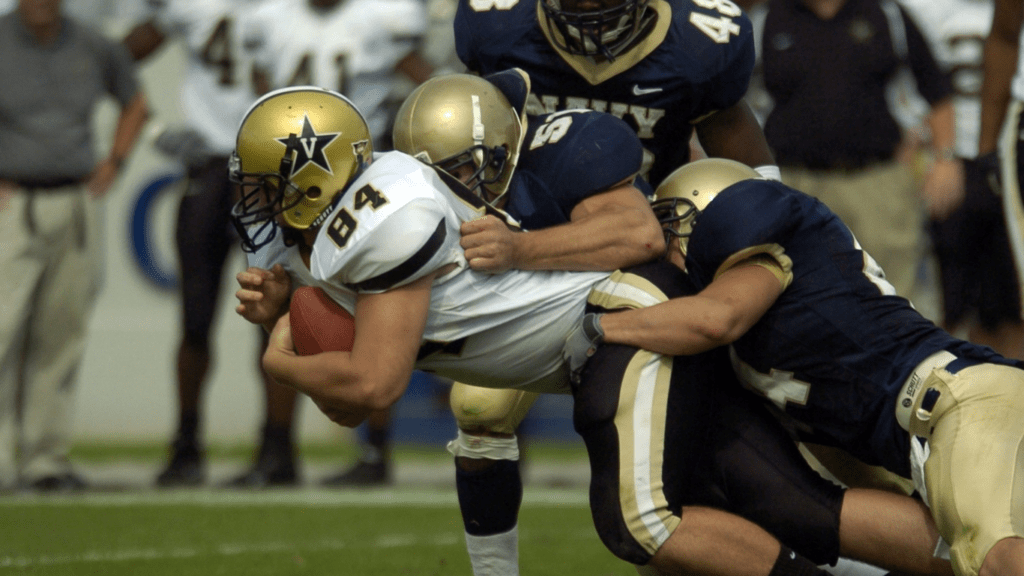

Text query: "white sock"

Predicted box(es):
[465, 525, 519, 576]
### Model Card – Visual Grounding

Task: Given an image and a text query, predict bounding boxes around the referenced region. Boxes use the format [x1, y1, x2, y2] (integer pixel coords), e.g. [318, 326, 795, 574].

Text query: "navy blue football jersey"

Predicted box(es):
[685, 180, 1018, 476]
[504, 109, 648, 229]
[455, 0, 754, 187]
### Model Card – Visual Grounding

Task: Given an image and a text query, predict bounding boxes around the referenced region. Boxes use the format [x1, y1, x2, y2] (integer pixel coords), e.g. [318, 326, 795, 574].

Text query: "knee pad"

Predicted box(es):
[449, 382, 538, 435]
[446, 429, 520, 461]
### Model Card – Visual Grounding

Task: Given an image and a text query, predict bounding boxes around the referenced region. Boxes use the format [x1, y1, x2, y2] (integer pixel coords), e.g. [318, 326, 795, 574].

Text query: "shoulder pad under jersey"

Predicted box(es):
[310, 153, 462, 292]
[522, 109, 643, 202]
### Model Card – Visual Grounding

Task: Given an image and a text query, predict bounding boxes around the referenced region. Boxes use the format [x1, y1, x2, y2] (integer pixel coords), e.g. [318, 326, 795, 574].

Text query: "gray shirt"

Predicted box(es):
[0, 13, 140, 183]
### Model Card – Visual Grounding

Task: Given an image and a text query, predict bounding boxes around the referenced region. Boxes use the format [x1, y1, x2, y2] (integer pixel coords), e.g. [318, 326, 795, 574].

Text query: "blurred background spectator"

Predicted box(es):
[0, 0, 148, 491]
[900, 0, 1024, 360]
[978, 0, 1024, 359]
[122, 0, 285, 489]
[752, 0, 963, 310]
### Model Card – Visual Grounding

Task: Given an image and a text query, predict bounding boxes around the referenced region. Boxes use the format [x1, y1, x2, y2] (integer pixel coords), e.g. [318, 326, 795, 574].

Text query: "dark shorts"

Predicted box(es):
[175, 155, 237, 346]
[929, 157, 1022, 330]
[572, 262, 844, 566]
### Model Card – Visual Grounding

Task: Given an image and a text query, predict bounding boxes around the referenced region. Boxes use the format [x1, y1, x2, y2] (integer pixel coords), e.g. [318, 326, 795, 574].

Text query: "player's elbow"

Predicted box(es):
[638, 220, 667, 261]
[359, 376, 406, 412]
[692, 301, 747, 347]
[363, 392, 398, 412]
[622, 211, 667, 264]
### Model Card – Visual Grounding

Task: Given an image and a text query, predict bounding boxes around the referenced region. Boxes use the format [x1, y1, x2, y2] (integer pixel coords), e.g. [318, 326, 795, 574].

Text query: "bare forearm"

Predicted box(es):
[601, 299, 734, 356]
[979, 0, 1023, 154]
[265, 350, 408, 413]
[601, 264, 784, 355]
[513, 207, 664, 271]
[926, 98, 957, 155]
[696, 101, 775, 168]
[110, 93, 149, 165]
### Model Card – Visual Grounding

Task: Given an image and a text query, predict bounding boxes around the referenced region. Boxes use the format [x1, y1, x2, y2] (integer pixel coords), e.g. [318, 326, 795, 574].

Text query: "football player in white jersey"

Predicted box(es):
[246, 0, 434, 145]
[231, 86, 867, 576]
[242, 0, 436, 486]
[899, 0, 1024, 362]
[123, 0, 298, 489]
[980, 0, 1024, 359]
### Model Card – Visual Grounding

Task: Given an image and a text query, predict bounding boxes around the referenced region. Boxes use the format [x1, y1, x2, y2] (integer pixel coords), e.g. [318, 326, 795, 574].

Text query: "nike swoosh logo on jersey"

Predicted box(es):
[632, 85, 663, 96]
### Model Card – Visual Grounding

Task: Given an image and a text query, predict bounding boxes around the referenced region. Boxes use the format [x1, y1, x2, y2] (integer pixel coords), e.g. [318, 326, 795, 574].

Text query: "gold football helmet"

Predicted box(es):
[540, 0, 652, 60]
[230, 86, 372, 252]
[652, 158, 760, 256]
[391, 71, 526, 206]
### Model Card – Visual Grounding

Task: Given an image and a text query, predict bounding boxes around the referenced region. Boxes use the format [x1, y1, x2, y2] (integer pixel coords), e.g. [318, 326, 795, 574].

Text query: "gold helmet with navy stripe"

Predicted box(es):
[652, 158, 760, 256]
[391, 69, 528, 206]
[230, 86, 372, 252]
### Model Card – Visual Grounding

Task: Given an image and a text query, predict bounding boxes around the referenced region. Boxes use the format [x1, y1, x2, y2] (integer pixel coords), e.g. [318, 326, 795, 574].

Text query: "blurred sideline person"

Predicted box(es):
[979, 0, 1024, 358]
[441, 0, 782, 571]
[574, 158, 1024, 576]
[0, 0, 148, 491]
[393, 71, 952, 576]
[242, 0, 434, 487]
[122, 0, 286, 488]
[883, 0, 1024, 361]
[230, 85, 951, 576]
[757, 0, 962, 302]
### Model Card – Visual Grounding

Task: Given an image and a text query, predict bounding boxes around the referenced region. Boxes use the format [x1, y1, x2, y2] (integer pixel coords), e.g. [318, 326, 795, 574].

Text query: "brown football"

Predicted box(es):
[289, 286, 355, 355]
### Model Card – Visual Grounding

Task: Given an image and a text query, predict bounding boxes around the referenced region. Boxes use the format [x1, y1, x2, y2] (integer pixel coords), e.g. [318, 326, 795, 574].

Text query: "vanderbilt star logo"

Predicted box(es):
[277, 114, 340, 176]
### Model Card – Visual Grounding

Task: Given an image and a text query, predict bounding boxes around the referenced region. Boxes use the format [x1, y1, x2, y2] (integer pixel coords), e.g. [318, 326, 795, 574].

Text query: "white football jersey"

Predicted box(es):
[900, 0, 993, 158]
[1014, 13, 1024, 102]
[247, 0, 427, 142]
[146, 0, 264, 155]
[248, 152, 609, 394]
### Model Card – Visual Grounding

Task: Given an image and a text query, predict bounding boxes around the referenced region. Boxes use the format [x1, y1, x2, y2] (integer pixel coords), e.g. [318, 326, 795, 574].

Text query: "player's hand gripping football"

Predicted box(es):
[263, 313, 368, 428]
[235, 264, 292, 331]
[461, 215, 521, 273]
[562, 312, 605, 384]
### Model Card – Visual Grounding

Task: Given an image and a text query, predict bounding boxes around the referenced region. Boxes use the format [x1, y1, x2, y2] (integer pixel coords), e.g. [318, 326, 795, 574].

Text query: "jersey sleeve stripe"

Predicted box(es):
[348, 218, 448, 292]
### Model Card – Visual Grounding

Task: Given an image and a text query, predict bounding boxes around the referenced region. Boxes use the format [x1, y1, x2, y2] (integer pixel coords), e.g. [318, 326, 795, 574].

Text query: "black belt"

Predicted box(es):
[15, 178, 84, 191]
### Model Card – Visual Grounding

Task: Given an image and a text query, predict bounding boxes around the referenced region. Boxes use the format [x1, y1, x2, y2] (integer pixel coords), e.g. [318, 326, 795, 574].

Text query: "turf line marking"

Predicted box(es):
[0, 488, 588, 507]
[0, 534, 464, 568]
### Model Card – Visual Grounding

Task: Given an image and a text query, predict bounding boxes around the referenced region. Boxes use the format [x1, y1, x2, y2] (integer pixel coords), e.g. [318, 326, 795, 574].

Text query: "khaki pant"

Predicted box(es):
[909, 363, 1024, 576]
[0, 184, 95, 487]
[781, 161, 925, 300]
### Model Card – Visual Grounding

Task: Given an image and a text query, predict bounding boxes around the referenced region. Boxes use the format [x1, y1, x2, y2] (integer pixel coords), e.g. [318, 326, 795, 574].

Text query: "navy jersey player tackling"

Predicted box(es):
[393, 69, 665, 575]
[394, 72, 954, 576]
[455, 0, 776, 187]
[581, 159, 1024, 576]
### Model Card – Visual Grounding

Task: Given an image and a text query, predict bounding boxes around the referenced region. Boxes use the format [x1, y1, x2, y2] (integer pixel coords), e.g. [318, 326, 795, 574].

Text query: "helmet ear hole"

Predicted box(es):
[306, 186, 322, 200]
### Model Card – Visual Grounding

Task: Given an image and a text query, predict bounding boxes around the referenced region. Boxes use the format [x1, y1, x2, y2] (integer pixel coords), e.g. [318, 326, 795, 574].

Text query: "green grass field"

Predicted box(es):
[0, 442, 636, 575]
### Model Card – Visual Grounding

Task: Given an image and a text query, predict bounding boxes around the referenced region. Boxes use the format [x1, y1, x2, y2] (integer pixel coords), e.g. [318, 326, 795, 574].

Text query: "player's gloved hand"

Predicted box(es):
[563, 313, 605, 384]
[976, 151, 1002, 196]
